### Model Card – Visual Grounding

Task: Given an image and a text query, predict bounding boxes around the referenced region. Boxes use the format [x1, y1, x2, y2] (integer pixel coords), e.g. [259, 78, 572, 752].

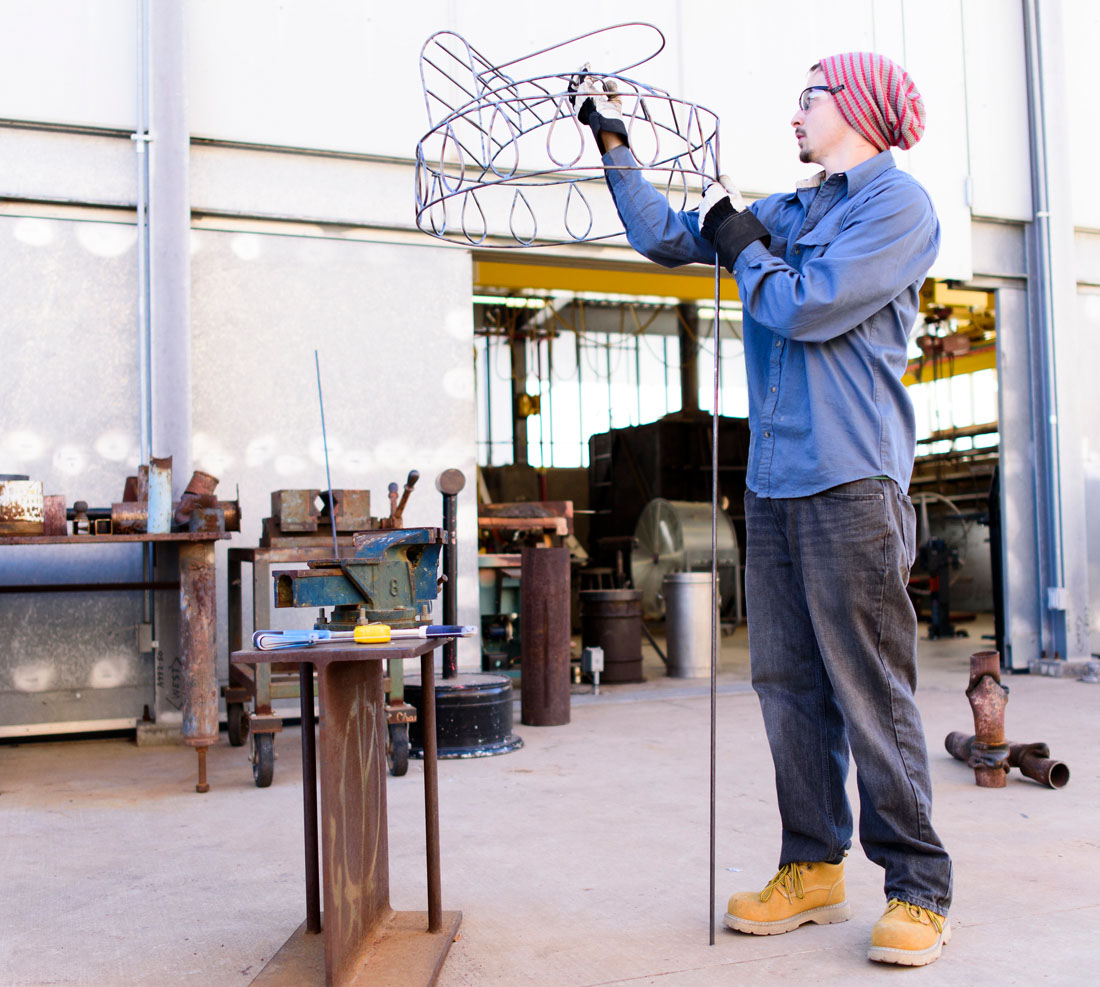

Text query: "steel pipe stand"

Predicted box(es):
[248, 911, 462, 987]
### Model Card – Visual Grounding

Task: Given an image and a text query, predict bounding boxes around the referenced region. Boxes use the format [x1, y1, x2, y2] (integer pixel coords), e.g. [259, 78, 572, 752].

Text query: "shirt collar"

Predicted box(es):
[841, 150, 895, 196]
[792, 150, 895, 196]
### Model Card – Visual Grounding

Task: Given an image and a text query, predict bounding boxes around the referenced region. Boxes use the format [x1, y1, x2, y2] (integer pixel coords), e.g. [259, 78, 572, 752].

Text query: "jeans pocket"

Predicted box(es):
[901, 495, 917, 570]
[817, 479, 887, 503]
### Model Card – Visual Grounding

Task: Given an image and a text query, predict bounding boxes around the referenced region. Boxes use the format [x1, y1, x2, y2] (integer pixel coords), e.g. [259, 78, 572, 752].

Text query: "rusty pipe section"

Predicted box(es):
[173, 470, 219, 527]
[179, 542, 218, 791]
[964, 650, 1010, 787]
[520, 546, 571, 727]
[946, 650, 1070, 790]
[945, 733, 1070, 789]
[1009, 741, 1070, 789]
[111, 498, 240, 533]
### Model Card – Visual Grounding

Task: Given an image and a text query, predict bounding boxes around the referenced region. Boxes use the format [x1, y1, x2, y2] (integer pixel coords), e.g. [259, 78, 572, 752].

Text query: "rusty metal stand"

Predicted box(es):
[232, 638, 460, 987]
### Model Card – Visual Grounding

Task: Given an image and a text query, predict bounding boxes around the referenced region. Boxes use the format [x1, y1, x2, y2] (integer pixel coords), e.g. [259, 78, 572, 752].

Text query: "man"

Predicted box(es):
[574, 52, 953, 967]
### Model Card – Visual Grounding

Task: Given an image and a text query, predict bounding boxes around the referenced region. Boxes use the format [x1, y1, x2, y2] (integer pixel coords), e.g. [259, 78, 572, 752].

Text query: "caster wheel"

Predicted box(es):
[251, 733, 275, 788]
[387, 723, 410, 777]
[227, 703, 249, 747]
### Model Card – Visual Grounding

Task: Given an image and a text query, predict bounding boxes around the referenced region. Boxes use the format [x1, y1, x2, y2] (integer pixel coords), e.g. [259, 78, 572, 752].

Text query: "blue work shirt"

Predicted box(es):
[603, 145, 940, 498]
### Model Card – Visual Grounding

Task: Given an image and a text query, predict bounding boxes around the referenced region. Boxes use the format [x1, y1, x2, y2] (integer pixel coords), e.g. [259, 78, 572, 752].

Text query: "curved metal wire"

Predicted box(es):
[415, 24, 722, 247]
[418, 28, 729, 949]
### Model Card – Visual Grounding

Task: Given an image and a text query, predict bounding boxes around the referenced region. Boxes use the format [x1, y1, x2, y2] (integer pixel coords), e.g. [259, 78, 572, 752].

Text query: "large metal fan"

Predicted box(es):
[631, 499, 739, 619]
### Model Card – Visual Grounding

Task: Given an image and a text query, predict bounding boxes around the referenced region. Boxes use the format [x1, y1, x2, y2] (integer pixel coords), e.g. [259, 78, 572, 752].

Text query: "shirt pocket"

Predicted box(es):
[794, 211, 846, 255]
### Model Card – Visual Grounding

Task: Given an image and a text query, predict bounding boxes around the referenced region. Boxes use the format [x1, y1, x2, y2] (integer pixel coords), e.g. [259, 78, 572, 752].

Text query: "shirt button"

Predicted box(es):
[775, 340, 782, 348]
[764, 432, 771, 438]
[771, 387, 776, 393]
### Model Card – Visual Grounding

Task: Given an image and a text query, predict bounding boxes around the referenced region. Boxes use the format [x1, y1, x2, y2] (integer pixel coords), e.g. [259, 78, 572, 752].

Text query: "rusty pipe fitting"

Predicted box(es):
[944, 731, 1008, 786]
[174, 470, 220, 526]
[945, 734, 1070, 789]
[965, 650, 1010, 787]
[1009, 742, 1070, 789]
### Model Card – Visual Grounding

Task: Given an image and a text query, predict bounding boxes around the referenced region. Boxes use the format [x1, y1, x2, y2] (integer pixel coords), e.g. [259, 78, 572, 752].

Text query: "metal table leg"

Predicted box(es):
[179, 540, 218, 792]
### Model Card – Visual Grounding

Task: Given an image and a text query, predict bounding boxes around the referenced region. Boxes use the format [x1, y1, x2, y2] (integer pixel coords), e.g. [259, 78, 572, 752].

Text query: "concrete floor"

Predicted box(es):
[2, 616, 1098, 986]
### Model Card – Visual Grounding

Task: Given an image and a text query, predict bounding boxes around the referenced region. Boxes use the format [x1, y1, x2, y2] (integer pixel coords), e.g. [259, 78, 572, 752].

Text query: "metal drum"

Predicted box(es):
[405, 672, 523, 758]
[663, 572, 714, 678]
[580, 588, 644, 684]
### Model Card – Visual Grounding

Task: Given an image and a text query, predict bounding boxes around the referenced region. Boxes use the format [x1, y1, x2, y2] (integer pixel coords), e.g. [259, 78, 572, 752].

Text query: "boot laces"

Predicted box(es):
[760, 863, 804, 902]
[886, 898, 945, 933]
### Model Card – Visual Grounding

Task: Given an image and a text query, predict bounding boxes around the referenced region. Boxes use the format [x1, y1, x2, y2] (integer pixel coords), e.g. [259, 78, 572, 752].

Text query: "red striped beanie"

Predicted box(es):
[817, 52, 925, 151]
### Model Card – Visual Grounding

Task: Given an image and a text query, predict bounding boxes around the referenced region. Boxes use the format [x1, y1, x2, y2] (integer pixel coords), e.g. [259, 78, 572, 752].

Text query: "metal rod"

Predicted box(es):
[442, 493, 458, 679]
[0, 581, 180, 594]
[314, 350, 340, 560]
[709, 258, 720, 946]
[640, 620, 668, 667]
[299, 661, 321, 934]
[421, 649, 443, 932]
[195, 747, 209, 794]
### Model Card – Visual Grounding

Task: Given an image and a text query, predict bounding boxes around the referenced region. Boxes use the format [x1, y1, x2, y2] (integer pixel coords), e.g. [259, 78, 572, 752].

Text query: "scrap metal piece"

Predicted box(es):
[147, 456, 173, 533]
[946, 733, 1070, 789]
[1008, 741, 1070, 789]
[188, 502, 225, 534]
[135, 465, 149, 502]
[42, 494, 67, 536]
[272, 489, 321, 532]
[321, 489, 373, 531]
[72, 500, 91, 536]
[173, 470, 219, 527]
[965, 650, 1010, 787]
[0, 479, 44, 535]
[112, 502, 148, 534]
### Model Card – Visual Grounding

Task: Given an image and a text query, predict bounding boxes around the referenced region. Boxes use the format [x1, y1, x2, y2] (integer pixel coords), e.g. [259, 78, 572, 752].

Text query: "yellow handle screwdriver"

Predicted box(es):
[252, 624, 477, 651]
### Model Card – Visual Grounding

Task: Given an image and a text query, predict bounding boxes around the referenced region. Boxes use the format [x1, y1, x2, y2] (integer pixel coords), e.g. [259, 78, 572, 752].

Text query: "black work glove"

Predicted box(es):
[698, 177, 770, 271]
[569, 71, 630, 153]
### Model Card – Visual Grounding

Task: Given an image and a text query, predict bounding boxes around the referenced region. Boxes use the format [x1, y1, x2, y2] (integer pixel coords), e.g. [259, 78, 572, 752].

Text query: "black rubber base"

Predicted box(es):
[404, 672, 523, 759]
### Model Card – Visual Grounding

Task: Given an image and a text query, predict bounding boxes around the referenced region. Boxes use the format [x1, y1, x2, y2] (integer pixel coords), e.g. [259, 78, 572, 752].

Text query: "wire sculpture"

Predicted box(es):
[414, 23, 721, 247]
[417, 23, 729, 946]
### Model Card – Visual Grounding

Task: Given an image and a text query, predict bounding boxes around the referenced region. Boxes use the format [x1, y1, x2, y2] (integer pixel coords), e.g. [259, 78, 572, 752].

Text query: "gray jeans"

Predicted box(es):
[744, 478, 953, 915]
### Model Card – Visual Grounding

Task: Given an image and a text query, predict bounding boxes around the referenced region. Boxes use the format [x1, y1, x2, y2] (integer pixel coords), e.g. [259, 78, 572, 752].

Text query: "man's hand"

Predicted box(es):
[569, 71, 629, 153]
[698, 175, 771, 272]
[698, 176, 745, 228]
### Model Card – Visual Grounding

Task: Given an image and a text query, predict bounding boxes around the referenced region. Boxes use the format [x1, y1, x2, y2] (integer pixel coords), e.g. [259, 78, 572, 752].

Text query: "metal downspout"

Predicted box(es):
[135, 0, 154, 625]
[1021, 0, 1067, 659]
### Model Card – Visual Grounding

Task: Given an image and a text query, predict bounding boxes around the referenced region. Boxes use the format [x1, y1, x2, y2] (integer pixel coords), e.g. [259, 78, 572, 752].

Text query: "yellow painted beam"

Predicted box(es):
[929, 283, 995, 311]
[904, 346, 997, 386]
[473, 257, 738, 302]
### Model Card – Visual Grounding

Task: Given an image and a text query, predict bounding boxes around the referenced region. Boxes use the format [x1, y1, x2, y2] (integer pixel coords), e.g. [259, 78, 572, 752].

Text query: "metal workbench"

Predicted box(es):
[231, 637, 460, 987]
[0, 532, 228, 792]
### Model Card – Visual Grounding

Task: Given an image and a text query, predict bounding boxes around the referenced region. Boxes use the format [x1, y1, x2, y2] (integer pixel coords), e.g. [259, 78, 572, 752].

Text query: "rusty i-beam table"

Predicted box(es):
[230, 637, 460, 987]
[0, 532, 227, 792]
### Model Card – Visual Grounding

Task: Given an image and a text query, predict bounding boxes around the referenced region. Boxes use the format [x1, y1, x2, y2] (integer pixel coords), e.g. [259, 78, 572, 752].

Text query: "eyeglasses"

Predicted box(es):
[798, 84, 845, 112]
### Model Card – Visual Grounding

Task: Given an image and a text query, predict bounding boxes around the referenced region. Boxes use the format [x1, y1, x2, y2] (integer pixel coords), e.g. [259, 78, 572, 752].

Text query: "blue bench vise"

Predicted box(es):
[274, 526, 446, 630]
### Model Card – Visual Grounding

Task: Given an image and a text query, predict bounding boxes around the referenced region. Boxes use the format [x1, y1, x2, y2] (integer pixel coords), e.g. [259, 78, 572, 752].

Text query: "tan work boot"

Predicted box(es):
[724, 861, 851, 935]
[867, 898, 951, 966]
